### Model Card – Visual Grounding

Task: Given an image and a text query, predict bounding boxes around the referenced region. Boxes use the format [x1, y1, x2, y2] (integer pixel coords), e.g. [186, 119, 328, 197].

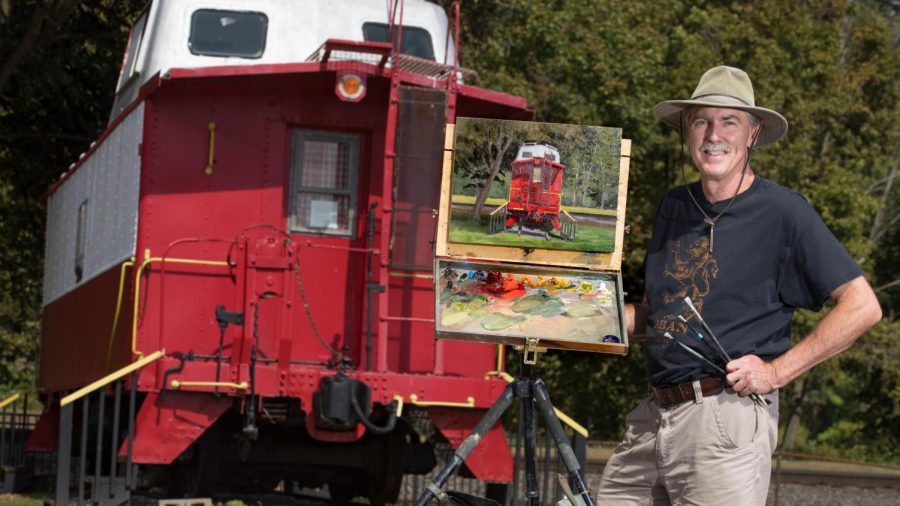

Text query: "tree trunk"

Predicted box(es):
[0, 3, 49, 96]
[471, 133, 514, 220]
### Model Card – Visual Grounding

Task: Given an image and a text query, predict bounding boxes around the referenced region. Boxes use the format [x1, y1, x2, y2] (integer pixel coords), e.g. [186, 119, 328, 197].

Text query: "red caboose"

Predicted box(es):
[27, 1, 557, 503]
[504, 142, 571, 239]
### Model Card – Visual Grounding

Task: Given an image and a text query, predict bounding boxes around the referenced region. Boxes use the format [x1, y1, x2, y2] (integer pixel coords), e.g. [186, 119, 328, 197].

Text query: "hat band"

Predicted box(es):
[690, 93, 752, 106]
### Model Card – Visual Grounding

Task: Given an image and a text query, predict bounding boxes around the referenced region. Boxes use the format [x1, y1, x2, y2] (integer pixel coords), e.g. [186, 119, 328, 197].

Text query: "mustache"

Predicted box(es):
[700, 141, 730, 152]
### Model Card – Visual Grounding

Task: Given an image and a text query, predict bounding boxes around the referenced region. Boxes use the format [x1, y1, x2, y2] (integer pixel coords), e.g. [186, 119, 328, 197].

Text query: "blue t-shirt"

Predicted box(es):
[644, 176, 862, 386]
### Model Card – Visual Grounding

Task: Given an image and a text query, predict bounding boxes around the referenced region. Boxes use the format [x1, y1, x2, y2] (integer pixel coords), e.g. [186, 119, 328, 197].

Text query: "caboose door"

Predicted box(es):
[284, 129, 366, 365]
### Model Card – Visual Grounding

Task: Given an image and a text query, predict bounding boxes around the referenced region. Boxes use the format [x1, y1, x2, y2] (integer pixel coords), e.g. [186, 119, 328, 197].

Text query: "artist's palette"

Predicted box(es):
[435, 260, 627, 354]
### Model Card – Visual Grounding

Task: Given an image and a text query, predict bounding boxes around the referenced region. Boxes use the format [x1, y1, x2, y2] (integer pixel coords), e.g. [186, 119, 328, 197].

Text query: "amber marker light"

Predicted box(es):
[336, 72, 366, 102]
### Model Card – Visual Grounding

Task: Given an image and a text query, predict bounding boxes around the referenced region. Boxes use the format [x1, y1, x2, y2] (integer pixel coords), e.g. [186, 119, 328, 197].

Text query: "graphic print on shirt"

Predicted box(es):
[653, 236, 718, 334]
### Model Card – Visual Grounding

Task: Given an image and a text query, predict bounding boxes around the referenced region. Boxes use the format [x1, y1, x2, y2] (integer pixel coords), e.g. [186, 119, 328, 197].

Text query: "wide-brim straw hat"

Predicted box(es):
[654, 66, 788, 148]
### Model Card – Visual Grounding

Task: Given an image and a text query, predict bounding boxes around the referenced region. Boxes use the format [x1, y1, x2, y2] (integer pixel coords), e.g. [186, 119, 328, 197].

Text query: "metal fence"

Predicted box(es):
[53, 350, 164, 506]
[0, 393, 43, 492]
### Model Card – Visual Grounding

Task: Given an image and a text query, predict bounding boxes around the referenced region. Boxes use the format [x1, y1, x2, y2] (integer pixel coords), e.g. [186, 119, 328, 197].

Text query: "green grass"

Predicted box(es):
[0, 494, 43, 505]
[449, 210, 615, 252]
[450, 194, 618, 217]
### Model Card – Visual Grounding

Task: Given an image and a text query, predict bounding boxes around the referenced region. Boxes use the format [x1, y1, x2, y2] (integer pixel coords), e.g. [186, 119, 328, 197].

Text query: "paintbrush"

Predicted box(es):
[663, 332, 726, 375]
[683, 297, 732, 363]
[663, 331, 769, 406]
[677, 314, 726, 362]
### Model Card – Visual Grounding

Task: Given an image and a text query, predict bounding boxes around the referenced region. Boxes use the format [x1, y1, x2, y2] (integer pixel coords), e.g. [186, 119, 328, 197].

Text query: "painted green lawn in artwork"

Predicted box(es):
[449, 210, 615, 251]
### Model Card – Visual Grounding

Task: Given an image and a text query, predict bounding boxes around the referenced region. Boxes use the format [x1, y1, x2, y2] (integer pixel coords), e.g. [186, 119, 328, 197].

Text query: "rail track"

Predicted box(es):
[581, 458, 900, 490]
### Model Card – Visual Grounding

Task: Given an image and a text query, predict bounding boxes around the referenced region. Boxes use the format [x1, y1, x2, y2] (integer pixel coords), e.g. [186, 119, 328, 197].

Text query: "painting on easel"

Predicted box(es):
[435, 260, 627, 354]
[448, 118, 623, 254]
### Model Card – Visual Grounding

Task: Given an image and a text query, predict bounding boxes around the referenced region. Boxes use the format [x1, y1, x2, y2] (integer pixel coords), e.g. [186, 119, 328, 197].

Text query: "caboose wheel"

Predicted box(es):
[365, 425, 407, 506]
[173, 422, 221, 496]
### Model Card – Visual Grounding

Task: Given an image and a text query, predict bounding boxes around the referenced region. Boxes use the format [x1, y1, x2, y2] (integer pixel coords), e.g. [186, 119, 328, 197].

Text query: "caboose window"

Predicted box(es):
[74, 199, 88, 282]
[189, 9, 268, 58]
[289, 131, 360, 236]
[115, 9, 148, 93]
[532, 167, 542, 183]
[362, 23, 435, 60]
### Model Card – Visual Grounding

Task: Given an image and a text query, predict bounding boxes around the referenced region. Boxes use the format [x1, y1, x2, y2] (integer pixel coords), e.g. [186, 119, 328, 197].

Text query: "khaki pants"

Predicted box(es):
[597, 384, 779, 505]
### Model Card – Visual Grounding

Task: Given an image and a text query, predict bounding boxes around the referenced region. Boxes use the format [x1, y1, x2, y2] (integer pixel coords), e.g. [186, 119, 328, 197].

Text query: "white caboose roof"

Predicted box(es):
[515, 142, 561, 163]
[110, 0, 456, 121]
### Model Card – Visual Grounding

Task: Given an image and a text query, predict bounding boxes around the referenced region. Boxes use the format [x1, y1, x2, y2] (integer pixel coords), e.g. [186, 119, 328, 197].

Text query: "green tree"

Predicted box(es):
[0, 1, 142, 393]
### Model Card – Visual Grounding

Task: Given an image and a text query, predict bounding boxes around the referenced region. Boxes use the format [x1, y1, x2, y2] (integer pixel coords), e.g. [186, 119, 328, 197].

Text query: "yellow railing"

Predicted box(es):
[489, 202, 509, 216]
[408, 394, 475, 408]
[204, 121, 216, 175]
[169, 380, 248, 390]
[0, 393, 21, 410]
[61, 350, 165, 407]
[131, 249, 230, 358]
[107, 258, 135, 371]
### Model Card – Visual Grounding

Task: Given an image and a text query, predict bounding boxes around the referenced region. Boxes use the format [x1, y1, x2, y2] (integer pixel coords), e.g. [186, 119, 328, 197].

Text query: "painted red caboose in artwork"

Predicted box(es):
[32, 0, 539, 502]
[505, 142, 568, 238]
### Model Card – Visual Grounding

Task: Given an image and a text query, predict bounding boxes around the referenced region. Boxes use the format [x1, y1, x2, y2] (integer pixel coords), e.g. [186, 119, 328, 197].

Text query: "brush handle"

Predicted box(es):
[678, 315, 729, 363]
[665, 332, 726, 374]
[683, 297, 733, 362]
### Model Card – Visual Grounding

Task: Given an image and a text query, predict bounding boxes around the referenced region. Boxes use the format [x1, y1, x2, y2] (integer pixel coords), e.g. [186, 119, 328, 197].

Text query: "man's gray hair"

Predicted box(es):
[746, 112, 760, 127]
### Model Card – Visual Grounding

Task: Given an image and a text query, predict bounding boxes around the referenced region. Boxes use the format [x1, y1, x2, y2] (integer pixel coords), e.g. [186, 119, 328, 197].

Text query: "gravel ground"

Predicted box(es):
[575, 472, 900, 506]
[767, 484, 899, 506]
[399, 472, 900, 506]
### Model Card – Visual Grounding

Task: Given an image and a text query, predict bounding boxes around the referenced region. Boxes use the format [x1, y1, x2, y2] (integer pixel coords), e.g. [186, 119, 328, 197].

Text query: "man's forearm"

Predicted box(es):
[626, 302, 649, 339]
[769, 276, 881, 389]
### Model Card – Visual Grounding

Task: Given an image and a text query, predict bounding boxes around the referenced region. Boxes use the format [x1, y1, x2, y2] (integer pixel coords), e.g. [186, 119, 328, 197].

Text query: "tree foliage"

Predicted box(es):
[0, 0, 143, 394]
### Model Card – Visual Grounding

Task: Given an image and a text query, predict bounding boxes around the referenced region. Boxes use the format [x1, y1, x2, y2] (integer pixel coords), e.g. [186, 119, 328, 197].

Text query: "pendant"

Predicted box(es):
[703, 217, 715, 253]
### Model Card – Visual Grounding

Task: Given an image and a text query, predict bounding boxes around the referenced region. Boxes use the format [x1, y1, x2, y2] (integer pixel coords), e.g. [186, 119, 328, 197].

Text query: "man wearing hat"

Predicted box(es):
[596, 66, 882, 504]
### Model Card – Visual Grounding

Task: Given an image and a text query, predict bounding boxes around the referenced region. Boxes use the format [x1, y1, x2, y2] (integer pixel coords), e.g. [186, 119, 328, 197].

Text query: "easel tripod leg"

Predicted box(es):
[519, 367, 540, 506]
[532, 379, 595, 506]
[414, 381, 519, 506]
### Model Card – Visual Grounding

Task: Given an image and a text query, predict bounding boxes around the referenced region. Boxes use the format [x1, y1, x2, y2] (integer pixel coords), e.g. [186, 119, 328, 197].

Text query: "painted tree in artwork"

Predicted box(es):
[455, 119, 534, 221]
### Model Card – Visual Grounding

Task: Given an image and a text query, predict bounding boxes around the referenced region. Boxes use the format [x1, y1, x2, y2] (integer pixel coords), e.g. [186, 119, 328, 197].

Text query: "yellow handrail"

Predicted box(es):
[61, 349, 165, 407]
[0, 393, 21, 410]
[204, 121, 216, 175]
[106, 258, 135, 371]
[392, 394, 405, 417]
[131, 249, 230, 358]
[489, 202, 509, 216]
[170, 380, 248, 390]
[408, 394, 475, 408]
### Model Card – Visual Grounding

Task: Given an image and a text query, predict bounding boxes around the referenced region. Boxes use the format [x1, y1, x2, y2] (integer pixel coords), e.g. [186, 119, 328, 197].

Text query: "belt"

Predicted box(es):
[651, 377, 726, 408]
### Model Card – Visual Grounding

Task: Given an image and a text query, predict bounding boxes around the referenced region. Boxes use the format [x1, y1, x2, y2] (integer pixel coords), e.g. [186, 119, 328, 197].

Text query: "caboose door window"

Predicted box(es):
[289, 130, 360, 236]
